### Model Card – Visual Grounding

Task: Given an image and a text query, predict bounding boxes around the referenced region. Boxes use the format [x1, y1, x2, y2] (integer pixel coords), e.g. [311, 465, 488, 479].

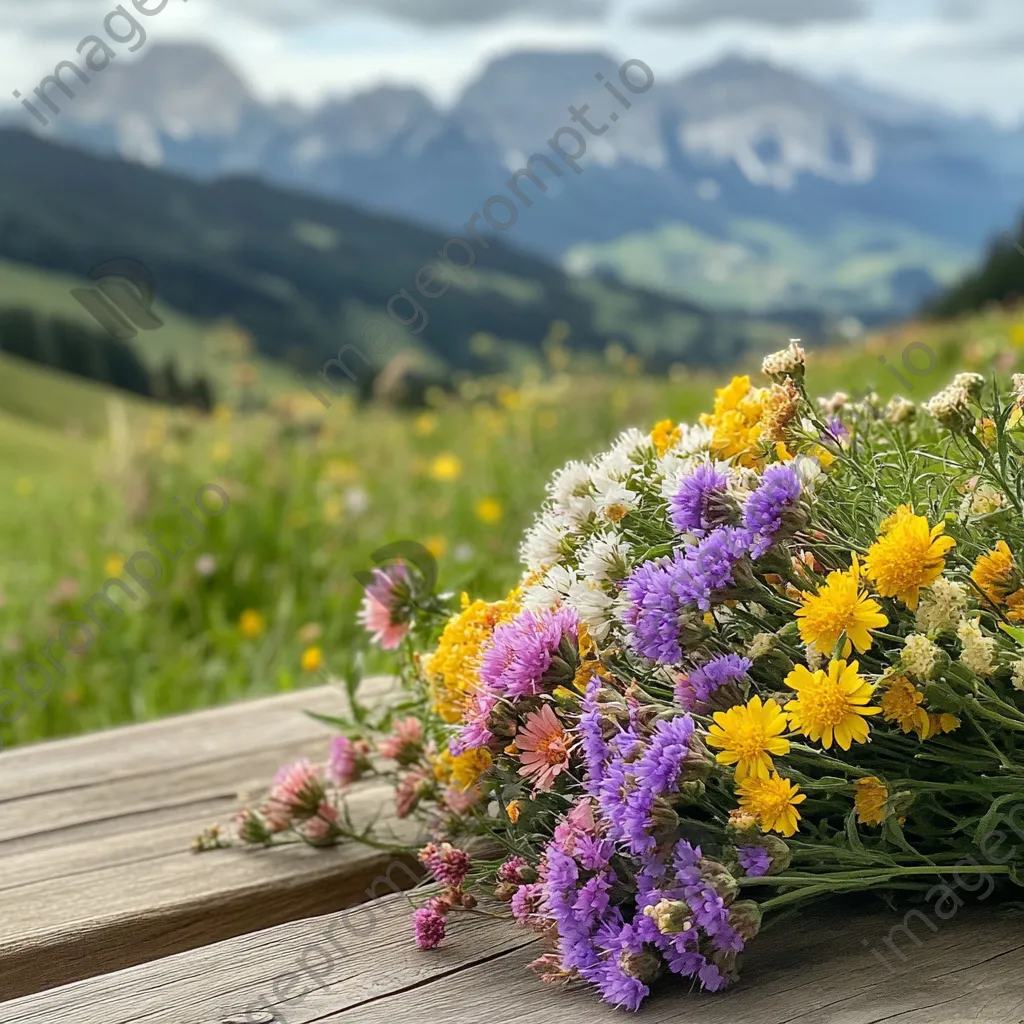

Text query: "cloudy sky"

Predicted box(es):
[4, 0, 1024, 123]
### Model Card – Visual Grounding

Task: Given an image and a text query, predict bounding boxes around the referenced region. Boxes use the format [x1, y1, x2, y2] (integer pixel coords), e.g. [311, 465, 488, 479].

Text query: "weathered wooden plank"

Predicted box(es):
[0, 680, 418, 1001]
[3, 890, 1021, 1024]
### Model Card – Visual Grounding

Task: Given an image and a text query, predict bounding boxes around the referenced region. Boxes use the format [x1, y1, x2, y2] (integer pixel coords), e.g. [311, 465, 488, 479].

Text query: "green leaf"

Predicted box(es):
[998, 622, 1024, 646]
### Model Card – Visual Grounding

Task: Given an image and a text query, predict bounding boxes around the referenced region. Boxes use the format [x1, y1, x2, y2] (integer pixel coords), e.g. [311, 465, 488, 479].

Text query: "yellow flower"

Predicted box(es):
[707, 696, 790, 781]
[971, 541, 1017, 607]
[300, 646, 324, 673]
[430, 453, 462, 481]
[928, 712, 961, 736]
[104, 555, 125, 577]
[785, 660, 881, 750]
[239, 609, 265, 638]
[507, 799, 522, 823]
[854, 777, 889, 827]
[425, 536, 448, 560]
[414, 412, 438, 436]
[475, 497, 503, 525]
[879, 676, 931, 739]
[795, 556, 888, 655]
[699, 375, 768, 468]
[424, 589, 521, 722]
[650, 419, 681, 457]
[864, 508, 955, 610]
[737, 773, 806, 836]
[449, 747, 493, 790]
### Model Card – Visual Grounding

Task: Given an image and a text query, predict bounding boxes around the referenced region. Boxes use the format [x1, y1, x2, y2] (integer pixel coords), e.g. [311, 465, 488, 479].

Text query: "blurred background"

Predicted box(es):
[2, 0, 1024, 748]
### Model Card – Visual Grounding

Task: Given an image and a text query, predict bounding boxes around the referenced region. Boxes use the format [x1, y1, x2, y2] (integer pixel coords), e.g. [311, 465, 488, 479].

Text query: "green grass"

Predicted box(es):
[0, 306, 1021, 749]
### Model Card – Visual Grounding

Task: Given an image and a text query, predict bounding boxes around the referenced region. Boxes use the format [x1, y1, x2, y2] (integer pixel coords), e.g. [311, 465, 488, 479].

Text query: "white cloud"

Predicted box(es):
[639, 0, 869, 28]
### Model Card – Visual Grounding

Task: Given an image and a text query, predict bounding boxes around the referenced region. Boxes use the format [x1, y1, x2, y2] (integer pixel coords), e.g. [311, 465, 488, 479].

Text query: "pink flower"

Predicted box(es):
[302, 802, 340, 844]
[553, 797, 598, 854]
[357, 563, 411, 650]
[396, 768, 431, 818]
[514, 705, 572, 791]
[267, 758, 324, 823]
[443, 784, 481, 815]
[327, 736, 370, 786]
[378, 717, 424, 765]
[497, 855, 530, 884]
[510, 883, 548, 926]
[418, 842, 471, 888]
[412, 898, 447, 949]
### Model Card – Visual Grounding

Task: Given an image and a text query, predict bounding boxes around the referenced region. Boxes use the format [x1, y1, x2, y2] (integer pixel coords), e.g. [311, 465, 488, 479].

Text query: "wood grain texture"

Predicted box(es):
[0, 679, 418, 1002]
[3, 891, 1022, 1024]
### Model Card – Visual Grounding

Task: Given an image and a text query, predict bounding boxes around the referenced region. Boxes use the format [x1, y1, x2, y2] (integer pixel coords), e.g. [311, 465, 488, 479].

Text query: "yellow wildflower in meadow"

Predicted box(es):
[475, 498, 503, 525]
[104, 554, 125, 577]
[430, 453, 463, 482]
[864, 507, 955, 609]
[434, 746, 493, 790]
[785, 660, 881, 750]
[239, 609, 265, 638]
[795, 555, 888, 656]
[737, 772, 806, 836]
[707, 695, 790, 780]
[300, 646, 324, 673]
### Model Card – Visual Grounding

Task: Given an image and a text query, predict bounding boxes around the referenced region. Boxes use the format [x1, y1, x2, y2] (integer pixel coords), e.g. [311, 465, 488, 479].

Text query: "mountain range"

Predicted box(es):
[11, 43, 1024, 319]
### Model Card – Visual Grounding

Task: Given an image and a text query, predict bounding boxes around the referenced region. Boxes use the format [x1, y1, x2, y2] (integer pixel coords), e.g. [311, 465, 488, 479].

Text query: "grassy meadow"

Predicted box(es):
[1, 306, 1022, 749]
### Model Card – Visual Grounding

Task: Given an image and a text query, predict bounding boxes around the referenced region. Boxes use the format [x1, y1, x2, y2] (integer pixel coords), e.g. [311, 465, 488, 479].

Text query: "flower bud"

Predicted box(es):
[762, 835, 792, 874]
[643, 898, 693, 935]
[619, 949, 664, 984]
[728, 900, 763, 942]
[699, 857, 739, 903]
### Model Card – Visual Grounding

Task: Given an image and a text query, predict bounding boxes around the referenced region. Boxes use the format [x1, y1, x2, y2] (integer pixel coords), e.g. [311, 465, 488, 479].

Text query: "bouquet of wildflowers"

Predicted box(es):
[211, 346, 1024, 1010]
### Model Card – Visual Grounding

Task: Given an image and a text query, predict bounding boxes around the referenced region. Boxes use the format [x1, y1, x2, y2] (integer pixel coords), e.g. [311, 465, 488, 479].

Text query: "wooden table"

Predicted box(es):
[0, 679, 417, 1002]
[2, 685, 1022, 1023]
[3, 891, 1022, 1023]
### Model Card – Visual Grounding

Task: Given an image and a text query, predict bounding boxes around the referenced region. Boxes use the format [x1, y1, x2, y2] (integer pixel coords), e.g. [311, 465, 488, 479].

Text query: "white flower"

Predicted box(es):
[520, 514, 567, 572]
[345, 486, 370, 514]
[676, 422, 714, 458]
[579, 533, 633, 584]
[522, 565, 577, 613]
[1011, 659, 1024, 692]
[610, 427, 651, 461]
[924, 385, 972, 430]
[957, 619, 995, 678]
[548, 460, 596, 525]
[902, 633, 939, 680]
[592, 470, 639, 522]
[791, 456, 822, 494]
[805, 643, 826, 671]
[915, 578, 967, 635]
[748, 633, 775, 660]
[761, 340, 806, 380]
[952, 372, 984, 399]
[566, 581, 616, 642]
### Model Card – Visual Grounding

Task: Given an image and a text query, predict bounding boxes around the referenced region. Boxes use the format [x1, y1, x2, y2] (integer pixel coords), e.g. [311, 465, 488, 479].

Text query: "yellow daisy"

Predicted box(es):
[854, 776, 889, 827]
[971, 541, 1017, 607]
[795, 555, 888, 655]
[737, 772, 806, 836]
[300, 646, 324, 673]
[864, 508, 955, 610]
[238, 609, 265, 638]
[785, 660, 881, 750]
[879, 676, 931, 739]
[707, 696, 791, 781]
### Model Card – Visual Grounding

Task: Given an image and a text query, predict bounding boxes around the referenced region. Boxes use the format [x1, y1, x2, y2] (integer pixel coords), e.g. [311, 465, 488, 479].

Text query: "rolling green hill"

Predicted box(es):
[0, 130, 814, 382]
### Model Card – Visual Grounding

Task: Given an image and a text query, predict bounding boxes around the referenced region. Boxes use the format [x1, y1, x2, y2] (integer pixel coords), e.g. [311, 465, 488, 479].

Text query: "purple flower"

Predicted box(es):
[737, 845, 772, 878]
[510, 883, 548, 924]
[744, 464, 802, 558]
[624, 552, 691, 663]
[822, 417, 850, 445]
[676, 653, 752, 710]
[670, 464, 729, 536]
[680, 526, 751, 611]
[480, 607, 578, 699]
